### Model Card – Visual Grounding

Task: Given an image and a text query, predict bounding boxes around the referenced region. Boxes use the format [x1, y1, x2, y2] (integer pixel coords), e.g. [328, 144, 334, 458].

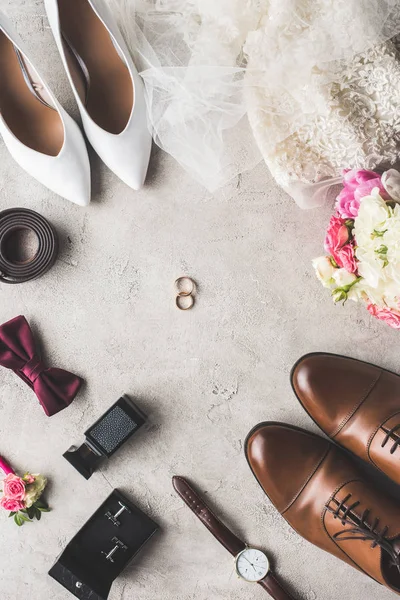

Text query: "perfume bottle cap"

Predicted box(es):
[64, 395, 147, 479]
[63, 442, 102, 480]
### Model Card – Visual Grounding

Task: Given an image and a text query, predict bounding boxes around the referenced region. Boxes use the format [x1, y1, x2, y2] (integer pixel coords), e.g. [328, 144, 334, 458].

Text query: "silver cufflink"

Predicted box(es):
[101, 537, 128, 563]
[105, 501, 131, 526]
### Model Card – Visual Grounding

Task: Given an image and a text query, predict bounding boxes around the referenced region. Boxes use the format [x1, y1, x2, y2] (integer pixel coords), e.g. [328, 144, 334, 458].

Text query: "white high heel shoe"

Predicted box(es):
[0, 11, 91, 207]
[45, 0, 152, 191]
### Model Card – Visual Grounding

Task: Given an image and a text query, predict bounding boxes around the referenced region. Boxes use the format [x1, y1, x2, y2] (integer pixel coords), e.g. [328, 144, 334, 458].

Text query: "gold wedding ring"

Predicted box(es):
[175, 276, 195, 297]
[175, 277, 196, 310]
[176, 294, 195, 311]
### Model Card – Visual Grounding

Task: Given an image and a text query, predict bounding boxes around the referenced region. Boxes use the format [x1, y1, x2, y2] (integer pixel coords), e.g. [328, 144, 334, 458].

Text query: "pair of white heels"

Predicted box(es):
[0, 0, 151, 207]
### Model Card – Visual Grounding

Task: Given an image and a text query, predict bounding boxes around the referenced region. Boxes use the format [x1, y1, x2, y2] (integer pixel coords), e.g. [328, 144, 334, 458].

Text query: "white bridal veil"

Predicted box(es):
[107, 0, 400, 207]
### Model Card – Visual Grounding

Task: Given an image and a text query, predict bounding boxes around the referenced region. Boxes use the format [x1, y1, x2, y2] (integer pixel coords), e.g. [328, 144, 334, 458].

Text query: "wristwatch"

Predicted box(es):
[172, 476, 295, 599]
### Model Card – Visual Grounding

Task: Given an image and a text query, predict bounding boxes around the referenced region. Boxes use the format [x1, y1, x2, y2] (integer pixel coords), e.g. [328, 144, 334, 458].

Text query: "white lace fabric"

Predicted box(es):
[108, 0, 400, 206]
[245, 1, 400, 206]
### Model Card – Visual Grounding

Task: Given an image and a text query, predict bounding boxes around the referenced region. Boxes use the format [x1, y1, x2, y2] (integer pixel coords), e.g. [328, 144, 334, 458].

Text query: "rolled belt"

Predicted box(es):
[0, 208, 59, 284]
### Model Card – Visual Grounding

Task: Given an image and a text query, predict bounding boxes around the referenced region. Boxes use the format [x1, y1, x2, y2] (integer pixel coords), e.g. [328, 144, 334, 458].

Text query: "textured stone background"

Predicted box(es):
[1, 1, 400, 599]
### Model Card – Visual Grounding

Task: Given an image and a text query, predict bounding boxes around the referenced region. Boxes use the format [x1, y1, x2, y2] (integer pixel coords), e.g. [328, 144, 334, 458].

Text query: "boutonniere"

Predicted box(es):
[0, 456, 50, 526]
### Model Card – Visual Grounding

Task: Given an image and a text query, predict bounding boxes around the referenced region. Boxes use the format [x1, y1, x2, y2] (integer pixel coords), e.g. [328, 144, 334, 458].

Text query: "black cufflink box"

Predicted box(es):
[49, 489, 158, 599]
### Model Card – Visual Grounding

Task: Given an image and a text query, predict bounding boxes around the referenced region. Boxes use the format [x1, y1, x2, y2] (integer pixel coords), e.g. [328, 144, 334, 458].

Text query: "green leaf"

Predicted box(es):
[14, 514, 23, 527]
[27, 507, 35, 520]
[34, 500, 48, 510]
[329, 256, 339, 268]
[19, 513, 32, 523]
[35, 509, 41, 521]
[372, 228, 387, 238]
[8, 511, 16, 518]
[38, 507, 50, 513]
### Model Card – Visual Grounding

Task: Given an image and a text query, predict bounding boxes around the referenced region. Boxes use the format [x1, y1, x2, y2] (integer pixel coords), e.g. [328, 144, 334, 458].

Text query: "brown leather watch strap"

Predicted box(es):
[173, 476, 296, 600]
[259, 572, 296, 600]
[172, 476, 245, 556]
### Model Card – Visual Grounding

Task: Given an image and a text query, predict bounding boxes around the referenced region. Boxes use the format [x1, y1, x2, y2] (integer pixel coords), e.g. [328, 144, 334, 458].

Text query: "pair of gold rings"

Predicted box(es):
[175, 277, 196, 310]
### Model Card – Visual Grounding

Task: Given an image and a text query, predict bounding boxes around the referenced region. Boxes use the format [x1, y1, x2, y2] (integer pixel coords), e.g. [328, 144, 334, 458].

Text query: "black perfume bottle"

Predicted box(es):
[49, 489, 158, 599]
[64, 395, 147, 479]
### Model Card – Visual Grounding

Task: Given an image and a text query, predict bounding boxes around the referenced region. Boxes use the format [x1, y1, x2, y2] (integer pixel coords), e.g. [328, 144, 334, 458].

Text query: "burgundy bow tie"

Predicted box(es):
[0, 315, 83, 416]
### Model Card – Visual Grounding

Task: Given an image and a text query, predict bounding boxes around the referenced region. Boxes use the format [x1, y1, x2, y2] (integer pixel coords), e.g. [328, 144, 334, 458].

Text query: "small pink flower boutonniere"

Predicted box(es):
[0, 456, 50, 526]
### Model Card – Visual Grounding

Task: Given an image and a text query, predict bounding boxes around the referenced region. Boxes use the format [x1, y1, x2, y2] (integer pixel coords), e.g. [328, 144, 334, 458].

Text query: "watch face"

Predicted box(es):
[235, 548, 269, 582]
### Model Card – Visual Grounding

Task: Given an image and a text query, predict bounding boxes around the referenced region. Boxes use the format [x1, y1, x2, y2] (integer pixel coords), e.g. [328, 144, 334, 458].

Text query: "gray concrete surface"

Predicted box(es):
[1, 1, 399, 599]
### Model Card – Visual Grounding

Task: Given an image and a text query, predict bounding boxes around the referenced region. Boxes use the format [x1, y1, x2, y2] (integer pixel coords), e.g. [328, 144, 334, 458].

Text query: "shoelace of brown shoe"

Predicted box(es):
[326, 493, 400, 572]
[381, 424, 400, 455]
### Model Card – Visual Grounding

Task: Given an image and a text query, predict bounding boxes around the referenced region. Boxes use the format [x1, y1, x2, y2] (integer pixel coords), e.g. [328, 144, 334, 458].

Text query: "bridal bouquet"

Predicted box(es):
[313, 168, 400, 329]
[0, 456, 50, 526]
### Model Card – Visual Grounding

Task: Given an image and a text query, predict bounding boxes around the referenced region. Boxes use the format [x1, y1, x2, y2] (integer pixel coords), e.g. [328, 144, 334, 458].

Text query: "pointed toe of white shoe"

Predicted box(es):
[48, 118, 91, 207]
[45, 0, 152, 191]
[0, 109, 91, 208]
[101, 126, 152, 192]
[73, 186, 91, 207]
[0, 11, 91, 206]
[59, 153, 91, 207]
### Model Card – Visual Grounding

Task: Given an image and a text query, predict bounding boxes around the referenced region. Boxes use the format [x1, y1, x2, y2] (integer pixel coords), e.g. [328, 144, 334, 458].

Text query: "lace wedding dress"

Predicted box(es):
[107, 0, 400, 207]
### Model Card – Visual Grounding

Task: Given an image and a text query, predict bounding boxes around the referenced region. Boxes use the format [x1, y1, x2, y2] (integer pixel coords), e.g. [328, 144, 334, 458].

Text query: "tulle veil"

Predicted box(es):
[106, 0, 400, 206]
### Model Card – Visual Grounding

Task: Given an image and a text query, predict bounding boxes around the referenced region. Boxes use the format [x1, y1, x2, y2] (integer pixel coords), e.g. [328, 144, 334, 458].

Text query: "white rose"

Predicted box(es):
[385, 261, 400, 287]
[360, 282, 386, 307]
[312, 256, 335, 288]
[347, 283, 364, 302]
[24, 474, 47, 508]
[385, 296, 400, 312]
[384, 222, 400, 247]
[332, 268, 357, 287]
[354, 191, 389, 234]
[356, 258, 383, 288]
[382, 169, 400, 202]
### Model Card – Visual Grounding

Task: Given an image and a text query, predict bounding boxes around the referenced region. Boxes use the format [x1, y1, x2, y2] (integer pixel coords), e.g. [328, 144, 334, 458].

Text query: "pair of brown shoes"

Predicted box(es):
[245, 353, 400, 596]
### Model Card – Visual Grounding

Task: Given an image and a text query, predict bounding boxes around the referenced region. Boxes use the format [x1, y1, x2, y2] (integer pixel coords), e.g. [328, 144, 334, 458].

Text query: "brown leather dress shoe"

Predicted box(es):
[291, 352, 400, 485]
[245, 422, 400, 595]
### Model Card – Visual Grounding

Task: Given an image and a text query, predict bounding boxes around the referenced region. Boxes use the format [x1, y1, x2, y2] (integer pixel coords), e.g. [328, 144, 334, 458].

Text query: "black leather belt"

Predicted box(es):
[0, 208, 59, 284]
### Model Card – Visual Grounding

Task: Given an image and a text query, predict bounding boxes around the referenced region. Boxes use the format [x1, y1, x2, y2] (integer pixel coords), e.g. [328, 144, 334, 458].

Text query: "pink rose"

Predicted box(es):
[335, 244, 357, 273]
[0, 497, 25, 512]
[324, 215, 357, 273]
[367, 304, 400, 329]
[335, 169, 388, 219]
[3, 474, 25, 501]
